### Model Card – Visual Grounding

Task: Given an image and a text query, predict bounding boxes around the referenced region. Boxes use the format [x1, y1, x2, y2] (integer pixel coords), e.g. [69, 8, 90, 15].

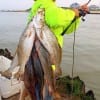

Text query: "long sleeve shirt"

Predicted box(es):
[28, 0, 80, 47]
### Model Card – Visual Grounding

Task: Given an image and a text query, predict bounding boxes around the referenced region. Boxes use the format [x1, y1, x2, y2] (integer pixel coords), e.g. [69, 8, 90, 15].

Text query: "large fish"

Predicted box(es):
[23, 9, 62, 99]
[21, 9, 62, 100]
[3, 21, 36, 78]
[29, 8, 62, 99]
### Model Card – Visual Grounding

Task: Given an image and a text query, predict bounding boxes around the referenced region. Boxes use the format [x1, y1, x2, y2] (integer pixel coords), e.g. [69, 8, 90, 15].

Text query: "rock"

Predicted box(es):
[0, 55, 21, 99]
[56, 76, 96, 100]
[0, 48, 13, 60]
[84, 90, 96, 100]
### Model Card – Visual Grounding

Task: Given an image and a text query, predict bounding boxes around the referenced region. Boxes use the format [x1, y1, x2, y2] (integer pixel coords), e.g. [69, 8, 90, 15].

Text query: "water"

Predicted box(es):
[0, 12, 28, 53]
[0, 12, 100, 99]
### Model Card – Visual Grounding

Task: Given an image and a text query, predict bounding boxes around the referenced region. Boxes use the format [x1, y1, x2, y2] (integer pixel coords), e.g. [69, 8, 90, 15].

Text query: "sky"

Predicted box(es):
[0, 0, 99, 10]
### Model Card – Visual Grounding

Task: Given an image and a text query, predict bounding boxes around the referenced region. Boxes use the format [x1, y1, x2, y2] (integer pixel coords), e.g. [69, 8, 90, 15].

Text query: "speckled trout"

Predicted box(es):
[4, 22, 36, 77]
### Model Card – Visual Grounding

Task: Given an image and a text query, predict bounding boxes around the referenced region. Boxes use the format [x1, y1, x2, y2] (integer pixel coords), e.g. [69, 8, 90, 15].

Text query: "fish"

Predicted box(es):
[5, 21, 36, 78]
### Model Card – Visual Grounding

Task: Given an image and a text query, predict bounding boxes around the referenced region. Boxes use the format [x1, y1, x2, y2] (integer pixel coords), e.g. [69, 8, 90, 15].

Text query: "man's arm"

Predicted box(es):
[65, 4, 89, 34]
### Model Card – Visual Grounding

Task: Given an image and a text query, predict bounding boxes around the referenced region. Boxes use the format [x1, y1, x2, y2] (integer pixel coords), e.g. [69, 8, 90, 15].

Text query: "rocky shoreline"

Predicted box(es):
[0, 48, 96, 100]
[56, 76, 96, 100]
[0, 48, 13, 60]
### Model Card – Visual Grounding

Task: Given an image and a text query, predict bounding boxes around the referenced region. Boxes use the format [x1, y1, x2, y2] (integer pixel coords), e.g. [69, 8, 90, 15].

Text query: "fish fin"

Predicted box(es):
[0, 53, 19, 79]
[8, 53, 19, 72]
[43, 83, 53, 100]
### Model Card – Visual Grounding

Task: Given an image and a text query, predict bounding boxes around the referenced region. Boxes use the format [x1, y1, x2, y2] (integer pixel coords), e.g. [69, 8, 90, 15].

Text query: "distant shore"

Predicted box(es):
[0, 8, 30, 12]
[0, 10, 28, 12]
[0, 10, 100, 14]
[90, 10, 100, 14]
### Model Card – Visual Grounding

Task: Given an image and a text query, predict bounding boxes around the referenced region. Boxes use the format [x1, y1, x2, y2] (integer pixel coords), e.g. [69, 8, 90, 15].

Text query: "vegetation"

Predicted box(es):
[56, 76, 96, 100]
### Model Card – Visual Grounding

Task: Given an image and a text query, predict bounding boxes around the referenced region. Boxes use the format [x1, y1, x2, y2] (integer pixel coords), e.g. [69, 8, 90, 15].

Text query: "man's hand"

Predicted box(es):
[80, 4, 89, 15]
[73, 4, 89, 17]
[79, 4, 89, 17]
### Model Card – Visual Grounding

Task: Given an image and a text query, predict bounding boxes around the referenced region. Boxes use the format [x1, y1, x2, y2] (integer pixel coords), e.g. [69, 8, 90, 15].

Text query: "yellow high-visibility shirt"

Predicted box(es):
[28, 0, 80, 47]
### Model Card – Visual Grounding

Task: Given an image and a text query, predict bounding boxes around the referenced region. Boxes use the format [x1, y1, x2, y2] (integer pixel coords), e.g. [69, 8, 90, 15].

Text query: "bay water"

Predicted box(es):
[0, 12, 100, 99]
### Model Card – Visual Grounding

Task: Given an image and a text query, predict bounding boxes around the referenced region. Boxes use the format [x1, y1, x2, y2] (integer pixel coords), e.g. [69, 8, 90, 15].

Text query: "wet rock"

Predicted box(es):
[0, 48, 13, 60]
[56, 76, 96, 100]
[83, 90, 96, 100]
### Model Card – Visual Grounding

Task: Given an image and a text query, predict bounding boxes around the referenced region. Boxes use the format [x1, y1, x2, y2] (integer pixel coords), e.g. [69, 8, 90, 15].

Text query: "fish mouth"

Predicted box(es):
[31, 8, 45, 29]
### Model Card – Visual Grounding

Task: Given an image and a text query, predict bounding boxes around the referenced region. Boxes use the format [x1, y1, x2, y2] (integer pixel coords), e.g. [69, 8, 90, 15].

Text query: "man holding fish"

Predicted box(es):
[25, 0, 89, 99]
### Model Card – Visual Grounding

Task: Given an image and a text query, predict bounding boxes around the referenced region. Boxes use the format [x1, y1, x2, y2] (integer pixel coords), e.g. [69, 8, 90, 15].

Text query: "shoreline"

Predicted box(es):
[0, 10, 100, 14]
[0, 10, 28, 12]
[90, 10, 100, 14]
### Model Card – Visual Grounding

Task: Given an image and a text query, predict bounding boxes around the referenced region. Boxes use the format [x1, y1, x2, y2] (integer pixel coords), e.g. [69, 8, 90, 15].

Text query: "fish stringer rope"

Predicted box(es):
[71, 17, 77, 97]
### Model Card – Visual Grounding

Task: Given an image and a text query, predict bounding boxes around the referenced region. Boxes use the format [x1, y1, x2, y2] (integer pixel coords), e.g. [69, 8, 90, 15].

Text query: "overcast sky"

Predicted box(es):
[0, 0, 99, 10]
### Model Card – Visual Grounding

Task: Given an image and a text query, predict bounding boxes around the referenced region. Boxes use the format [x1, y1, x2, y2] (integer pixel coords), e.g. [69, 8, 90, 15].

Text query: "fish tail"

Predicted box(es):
[43, 83, 53, 100]
[43, 83, 61, 100]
